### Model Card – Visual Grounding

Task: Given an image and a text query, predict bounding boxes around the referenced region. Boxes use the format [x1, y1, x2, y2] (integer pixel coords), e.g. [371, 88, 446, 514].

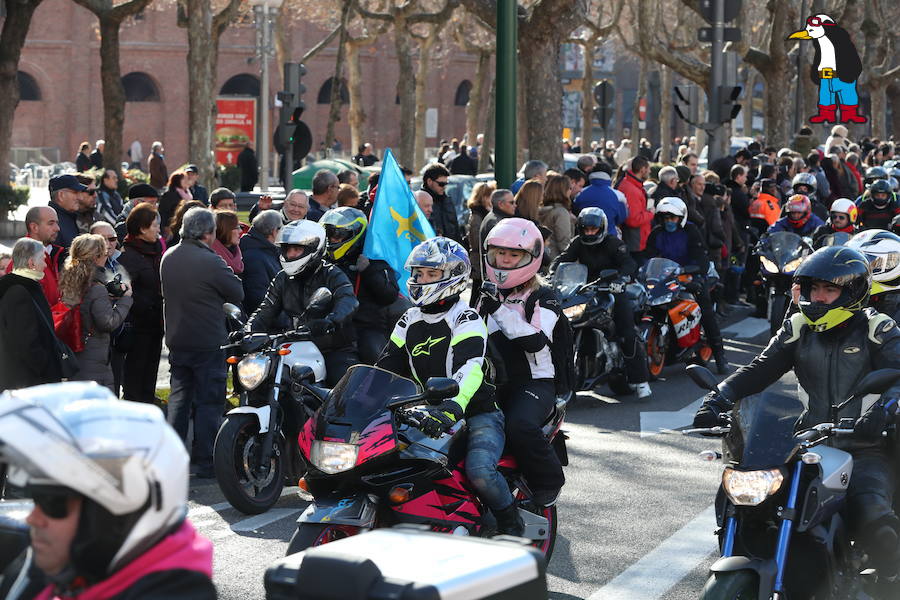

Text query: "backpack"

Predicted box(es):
[51, 301, 86, 353]
[524, 287, 576, 398]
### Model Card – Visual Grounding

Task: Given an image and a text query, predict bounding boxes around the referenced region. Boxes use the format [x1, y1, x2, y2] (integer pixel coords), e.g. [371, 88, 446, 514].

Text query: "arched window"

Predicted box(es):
[454, 80, 472, 106]
[316, 77, 349, 104]
[122, 72, 160, 102]
[17, 71, 41, 101]
[220, 73, 260, 97]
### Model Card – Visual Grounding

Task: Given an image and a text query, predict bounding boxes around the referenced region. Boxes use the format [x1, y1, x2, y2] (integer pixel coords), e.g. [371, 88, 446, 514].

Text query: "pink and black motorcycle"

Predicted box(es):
[287, 364, 568, 558]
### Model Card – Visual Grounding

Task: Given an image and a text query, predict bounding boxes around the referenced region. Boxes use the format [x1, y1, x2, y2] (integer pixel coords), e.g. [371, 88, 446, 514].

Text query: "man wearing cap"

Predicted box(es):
[48, 174, 87, 249]
[184, 164, 208, 205]
[114, 183, 160, 241]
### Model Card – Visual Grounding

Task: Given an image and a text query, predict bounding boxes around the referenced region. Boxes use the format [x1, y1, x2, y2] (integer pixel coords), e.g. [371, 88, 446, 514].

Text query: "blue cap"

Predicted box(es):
[49, 174, 88, 193]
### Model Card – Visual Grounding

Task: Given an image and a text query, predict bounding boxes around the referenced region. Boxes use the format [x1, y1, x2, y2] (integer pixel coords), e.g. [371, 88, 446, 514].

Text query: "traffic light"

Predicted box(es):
[275, 63, 308, 154]
[717, 85, 742, 122]
[674, 85, 699, 125]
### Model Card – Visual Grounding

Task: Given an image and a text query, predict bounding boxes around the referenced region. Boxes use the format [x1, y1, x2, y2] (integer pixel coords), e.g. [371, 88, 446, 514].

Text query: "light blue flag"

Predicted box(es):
[363, 148, 435, 295]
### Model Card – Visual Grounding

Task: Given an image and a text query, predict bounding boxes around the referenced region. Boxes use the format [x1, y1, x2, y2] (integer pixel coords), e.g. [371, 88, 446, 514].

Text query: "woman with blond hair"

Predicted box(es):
[514, 180, 543, 225]
[539, 174, 575, 261]
[466, 180, 495, 290]
[57, 233, 133, 390]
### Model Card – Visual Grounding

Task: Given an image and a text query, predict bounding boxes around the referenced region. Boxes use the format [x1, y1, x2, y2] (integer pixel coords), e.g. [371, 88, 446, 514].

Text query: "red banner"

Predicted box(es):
[215, 98, 256, 166]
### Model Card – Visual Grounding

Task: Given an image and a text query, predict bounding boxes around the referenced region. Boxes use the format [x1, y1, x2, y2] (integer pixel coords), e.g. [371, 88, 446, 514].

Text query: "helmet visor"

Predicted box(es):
[485, 246, 535, 270]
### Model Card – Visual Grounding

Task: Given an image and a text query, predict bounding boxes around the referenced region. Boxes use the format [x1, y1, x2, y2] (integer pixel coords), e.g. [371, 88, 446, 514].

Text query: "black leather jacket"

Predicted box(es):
[247, 262, 359, 351]
[331, 256, 399, 332]
[720, 308, 900, 450]
[549, 235, 637, 281]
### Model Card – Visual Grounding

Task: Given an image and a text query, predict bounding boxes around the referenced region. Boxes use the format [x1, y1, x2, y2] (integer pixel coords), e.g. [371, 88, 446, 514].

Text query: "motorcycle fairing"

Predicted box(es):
[668, 299, 702, 348]
[390, 464, 483, 527]
[355, 412, 397, 466]
[297, 495, 377, 527]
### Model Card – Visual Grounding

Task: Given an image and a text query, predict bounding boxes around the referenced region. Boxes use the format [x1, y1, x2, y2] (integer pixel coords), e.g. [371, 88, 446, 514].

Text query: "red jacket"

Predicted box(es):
[4, 242, 64, 306]
[616, 171, 654, 251]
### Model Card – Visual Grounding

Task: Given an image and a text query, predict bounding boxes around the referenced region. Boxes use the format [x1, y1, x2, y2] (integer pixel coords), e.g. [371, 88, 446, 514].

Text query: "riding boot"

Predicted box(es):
[809, 104, 837, 124]
[494, 502, 525, 537]
[839, 104, 867, 124]
[711, 339, 729, 375]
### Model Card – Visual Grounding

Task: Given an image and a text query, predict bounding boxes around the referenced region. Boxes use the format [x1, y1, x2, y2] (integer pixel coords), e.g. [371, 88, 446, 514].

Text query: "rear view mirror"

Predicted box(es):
[291, 364, 316, 384]
[423, 377, 459, 404]
[599, 269, 619, 281]
[851, 369, 900, 398]
[308, 288, 333, 314]
[223, 302, 243, 321]
[683, 265, 700, 275]
[686, 365, 719, 392]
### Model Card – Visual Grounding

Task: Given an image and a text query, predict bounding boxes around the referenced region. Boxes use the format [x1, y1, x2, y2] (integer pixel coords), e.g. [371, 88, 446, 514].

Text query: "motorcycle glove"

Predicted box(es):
[608, 279, 627, 294]
[307, 317, 336, 337]
[228, 330, 245, 344]
[692, 391, 732, 429]
[854, 400, 896, 442]
[479, 282, 502, 315]
[420, 400, 464, 438]
[355, 255, 370, 273]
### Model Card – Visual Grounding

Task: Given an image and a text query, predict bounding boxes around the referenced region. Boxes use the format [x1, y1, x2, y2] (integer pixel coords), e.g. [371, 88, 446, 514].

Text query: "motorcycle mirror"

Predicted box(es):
[682, 265, 700, 275]
[849, 368, 900, 398]
[686, 364, 719, 392]
[423, 377, 459, 403]
[291, 364, 316, 384]
[599, 269, 619, 281]
[308, 288, 333, 313]
[223, 302, 243, 321]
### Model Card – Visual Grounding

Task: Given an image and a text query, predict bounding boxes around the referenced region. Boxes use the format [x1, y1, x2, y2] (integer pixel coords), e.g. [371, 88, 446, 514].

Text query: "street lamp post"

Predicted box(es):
[249, 0, 283, 192]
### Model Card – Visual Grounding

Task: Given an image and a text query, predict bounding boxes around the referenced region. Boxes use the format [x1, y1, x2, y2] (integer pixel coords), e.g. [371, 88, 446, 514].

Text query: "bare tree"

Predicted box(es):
[356, 0, 460, 169]
[451, 10, 494, 147]
[0, 0, 45, 195]
[177, 0, 243, 189]
[858, 0, 900, 140]
[73, 0, 153, 173]
[324, 0, 354, 150]
[412, 22, 448, 171]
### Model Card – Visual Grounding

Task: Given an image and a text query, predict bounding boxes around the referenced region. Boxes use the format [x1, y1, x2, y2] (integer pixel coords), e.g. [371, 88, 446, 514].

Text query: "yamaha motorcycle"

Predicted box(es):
[287, 364, 568, 558]
[686, 364, 900, 600]
[754, 232, 813, 337]
[638, 258, 713, 380]
[551, 262, 645, 395]
[213, 289, 332, 514]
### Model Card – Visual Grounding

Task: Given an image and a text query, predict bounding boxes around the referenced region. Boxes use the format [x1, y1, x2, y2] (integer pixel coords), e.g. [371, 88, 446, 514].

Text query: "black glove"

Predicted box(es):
[419, 400, 464, 438]
[692, 391, 732, 429]
[479, 282, 502, 314]
[307, 317, 336, 337]
[228, 330, 245, 344]
[608, 279, 627, 294]
[854, 403, 890, 442]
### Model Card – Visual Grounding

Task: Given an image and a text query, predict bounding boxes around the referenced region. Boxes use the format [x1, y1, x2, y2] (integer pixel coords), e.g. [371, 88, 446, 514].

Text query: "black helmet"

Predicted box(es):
[320, 207, 368, 261]
[870, 179, 893, 207]
[865, 166, 889, 187]
[793, 246, 872, 332]
[575, 207, 608, 245]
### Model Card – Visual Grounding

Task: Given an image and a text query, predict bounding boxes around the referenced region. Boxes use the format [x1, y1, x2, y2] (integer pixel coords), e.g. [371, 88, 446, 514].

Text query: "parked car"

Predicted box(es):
[291, 158, 377, 192]
[409, 174, 477, 229]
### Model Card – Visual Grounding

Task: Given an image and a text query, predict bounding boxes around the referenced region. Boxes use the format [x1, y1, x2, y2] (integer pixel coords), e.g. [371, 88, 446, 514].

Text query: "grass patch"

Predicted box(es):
[156, 371, 239, 409]
[237, 210, 250, 223]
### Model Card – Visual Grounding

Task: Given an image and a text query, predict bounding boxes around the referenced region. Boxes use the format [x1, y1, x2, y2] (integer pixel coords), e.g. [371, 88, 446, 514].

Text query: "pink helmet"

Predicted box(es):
[484, 217, 544, 289]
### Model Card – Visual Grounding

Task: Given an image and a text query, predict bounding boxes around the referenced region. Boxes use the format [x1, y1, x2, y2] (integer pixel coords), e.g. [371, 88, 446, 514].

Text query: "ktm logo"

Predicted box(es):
[411, 336, 446, 357]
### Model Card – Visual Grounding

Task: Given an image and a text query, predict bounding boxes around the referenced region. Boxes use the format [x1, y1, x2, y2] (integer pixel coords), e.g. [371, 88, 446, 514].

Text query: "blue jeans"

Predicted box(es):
[167, 349, 227, 470]
[465, 410, 514, 512]
[818, 77, 859, 105]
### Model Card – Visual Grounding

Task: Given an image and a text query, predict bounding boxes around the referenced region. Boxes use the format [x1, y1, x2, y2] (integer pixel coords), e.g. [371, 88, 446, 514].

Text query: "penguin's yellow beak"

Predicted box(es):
[788, 30, 813, 40]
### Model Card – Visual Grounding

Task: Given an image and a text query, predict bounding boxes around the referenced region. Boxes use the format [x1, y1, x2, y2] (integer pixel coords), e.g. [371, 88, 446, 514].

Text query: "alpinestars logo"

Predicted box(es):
[411, 336, 447, 357]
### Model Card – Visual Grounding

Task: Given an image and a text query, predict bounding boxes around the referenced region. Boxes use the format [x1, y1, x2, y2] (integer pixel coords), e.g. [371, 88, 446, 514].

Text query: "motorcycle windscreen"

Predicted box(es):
[319, 365, 420, 464]
[727, 393, 804, 470]
[641, 258, 681, 284]
[817, 232, 852, 248]
[551, 262, 588, 296]
[761, 232, 806, 269]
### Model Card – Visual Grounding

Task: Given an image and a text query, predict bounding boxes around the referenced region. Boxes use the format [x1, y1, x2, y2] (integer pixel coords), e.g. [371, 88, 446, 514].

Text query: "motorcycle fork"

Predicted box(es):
[773, 460, 804, 594]
[259, 355, 286, 471]
[722, 507, 737, 557]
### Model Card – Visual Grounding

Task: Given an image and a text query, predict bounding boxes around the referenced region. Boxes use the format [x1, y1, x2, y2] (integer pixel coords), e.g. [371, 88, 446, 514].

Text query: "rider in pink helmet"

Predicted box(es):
[483, 218, 544, 289]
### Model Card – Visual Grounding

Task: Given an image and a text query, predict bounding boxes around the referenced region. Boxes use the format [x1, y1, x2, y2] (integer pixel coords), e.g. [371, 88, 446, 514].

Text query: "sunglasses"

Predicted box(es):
[433, 180, 448, 187]
[83, 189, 97, 195]
[806, 16, 832, 27]
[31, 489, 78, 519]
[829, 213, 848, 220]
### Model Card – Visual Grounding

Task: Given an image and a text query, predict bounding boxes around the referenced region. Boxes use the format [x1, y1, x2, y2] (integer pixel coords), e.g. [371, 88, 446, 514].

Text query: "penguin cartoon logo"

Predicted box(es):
[788, 14, 866, 125]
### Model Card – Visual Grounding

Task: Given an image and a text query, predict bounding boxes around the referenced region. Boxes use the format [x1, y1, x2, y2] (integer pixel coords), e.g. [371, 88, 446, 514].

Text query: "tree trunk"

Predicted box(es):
[580, 40, 594, 147]
[868, 81, 887, 141]
[630, 56, 647, 161]
[186, 0, 221, 190]
[97, 16, 128, 172]
[659, 65, 672, 164]
[274, 3, 292, 89]
[742, 70, 754, 136]
[889, 82, 900, 138]
[519, 34, 565, 170]
[516, 55, 528, 166]
[0, 0, 44, 193]
[479, 76, 496, 174]
[346, 40, 367, 156]
[465, 50, 490, 146]
[393, 17, 416, 169]
[414, 34, 437, 172]
[324, 0, 352, 151]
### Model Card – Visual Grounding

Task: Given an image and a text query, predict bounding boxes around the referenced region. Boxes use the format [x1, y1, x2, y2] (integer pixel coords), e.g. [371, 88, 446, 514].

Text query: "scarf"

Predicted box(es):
[12, 267, 45, 281]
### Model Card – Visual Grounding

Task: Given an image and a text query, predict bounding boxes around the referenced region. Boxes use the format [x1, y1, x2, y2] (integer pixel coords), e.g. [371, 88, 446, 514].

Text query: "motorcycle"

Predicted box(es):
[286, 364, 568, 558]
[551, 262, 644, 395]
[213, 288, 332, 514]
[638, 258, 713, 380]
[754, 232, 812, 337]
[686, 364, 900, 600]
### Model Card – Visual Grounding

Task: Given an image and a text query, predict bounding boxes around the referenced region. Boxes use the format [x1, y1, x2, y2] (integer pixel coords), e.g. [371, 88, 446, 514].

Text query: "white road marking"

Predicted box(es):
[587, 504, 718, 600]
[639, 396, 705, 438]
[722, 316, 770, 340]
[188, 486, 301, 519]
[230, 508, 303, 532]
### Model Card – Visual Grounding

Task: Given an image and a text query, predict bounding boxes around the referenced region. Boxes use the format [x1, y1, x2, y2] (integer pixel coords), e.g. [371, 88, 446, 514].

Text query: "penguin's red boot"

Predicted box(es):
[809, 104, 837, 124]
[839, 104, 867, 124]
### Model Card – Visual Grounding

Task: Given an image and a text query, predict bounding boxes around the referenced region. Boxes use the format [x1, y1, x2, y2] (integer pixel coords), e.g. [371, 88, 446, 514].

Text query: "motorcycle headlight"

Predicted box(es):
[783, 257, 804, 273]
[722, 466, 784, 506]
[310, 440, 359, 474]
[649, 292, 674, 306]
[237, 354, 271, 390]
[563, 303, 587, 320]
[760, 256, 779, 274]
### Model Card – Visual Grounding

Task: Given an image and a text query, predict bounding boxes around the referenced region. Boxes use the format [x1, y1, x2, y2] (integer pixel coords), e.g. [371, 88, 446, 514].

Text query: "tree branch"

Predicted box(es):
[300, 24, 343, 63]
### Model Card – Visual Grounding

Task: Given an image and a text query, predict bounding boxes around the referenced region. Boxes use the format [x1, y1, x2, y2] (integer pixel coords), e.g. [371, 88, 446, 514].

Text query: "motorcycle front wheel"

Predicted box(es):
[214, 415, 285, 515]
[698, 570, 758, 600]
[644, 323, 666, 381]
[286, 523, 360, 555]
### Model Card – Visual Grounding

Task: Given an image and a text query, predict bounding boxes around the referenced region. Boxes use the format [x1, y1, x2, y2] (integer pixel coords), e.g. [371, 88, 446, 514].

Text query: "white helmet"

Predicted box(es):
[847, 229, 900, 294]
[277, 219, 326, 277]
[0, 382, 188, 583]
[655, 197, 688, 227]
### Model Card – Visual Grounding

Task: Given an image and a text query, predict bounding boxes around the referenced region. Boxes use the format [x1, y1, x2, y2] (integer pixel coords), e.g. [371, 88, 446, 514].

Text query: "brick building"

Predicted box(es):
[13, 1, 482, 170]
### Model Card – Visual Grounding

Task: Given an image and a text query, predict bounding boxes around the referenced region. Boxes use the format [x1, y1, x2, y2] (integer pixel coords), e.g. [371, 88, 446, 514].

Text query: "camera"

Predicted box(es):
[105, 273, 127, 298]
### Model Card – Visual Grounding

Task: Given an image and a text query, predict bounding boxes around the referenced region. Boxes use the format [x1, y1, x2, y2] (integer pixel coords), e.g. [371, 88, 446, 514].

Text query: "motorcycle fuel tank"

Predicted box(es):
[281, 341, 326, 383]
